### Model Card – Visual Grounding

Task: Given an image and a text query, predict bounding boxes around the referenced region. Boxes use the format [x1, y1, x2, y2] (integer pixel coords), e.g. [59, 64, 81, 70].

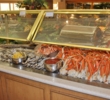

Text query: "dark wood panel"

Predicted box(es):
[0, 77, 3, 100]
[47, 0, 53, 9]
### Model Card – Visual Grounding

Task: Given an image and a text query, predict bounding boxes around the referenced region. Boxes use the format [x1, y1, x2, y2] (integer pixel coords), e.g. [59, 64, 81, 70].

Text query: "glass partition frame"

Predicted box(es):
[0, 10, 43, 41]
[32, 9, 110, 51]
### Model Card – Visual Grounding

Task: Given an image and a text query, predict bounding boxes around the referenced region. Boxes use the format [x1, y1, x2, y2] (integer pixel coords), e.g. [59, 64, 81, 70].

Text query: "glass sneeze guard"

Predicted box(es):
[0, 10, 43, 41]
[32, 9, 110, 51]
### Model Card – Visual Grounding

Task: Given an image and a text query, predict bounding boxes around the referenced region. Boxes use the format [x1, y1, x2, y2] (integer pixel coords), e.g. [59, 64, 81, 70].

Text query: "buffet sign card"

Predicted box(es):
[19, 8, 26, 17]
[45, 12, 54, 17]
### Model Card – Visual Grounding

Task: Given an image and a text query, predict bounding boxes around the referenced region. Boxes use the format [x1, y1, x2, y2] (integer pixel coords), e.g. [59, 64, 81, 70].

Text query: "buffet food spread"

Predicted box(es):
[0, 10, 110, 91]
[35, 44, 110, 84]
[0, 47, 46, 70]
[0, 43, 110, 85]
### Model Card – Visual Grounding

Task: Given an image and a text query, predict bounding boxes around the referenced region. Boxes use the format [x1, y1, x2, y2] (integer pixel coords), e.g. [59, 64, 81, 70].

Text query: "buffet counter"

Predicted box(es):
[0, 10, 110, 100]
[0, 62, 109, 100]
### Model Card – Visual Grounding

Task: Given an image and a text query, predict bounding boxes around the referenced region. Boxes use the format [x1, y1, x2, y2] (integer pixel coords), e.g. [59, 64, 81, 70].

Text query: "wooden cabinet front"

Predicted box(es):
[50, 90, 107, 100]
[50, 86, 106, 100]
[0, 72, 108, 100]
[5, 79, 44, 100]
[1, 72, 46, 100]
[51, 92, 80, 100]
[0, 77, 3, 100]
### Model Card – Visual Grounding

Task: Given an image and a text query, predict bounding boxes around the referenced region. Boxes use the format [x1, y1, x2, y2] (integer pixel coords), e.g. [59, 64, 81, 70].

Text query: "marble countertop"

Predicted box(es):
[0, 62, 110, 99]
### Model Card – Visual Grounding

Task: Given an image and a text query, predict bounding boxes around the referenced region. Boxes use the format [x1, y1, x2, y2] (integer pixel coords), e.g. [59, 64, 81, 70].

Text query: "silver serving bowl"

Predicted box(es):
[12, 57, 26, 64]
[44, 58, 63, 72]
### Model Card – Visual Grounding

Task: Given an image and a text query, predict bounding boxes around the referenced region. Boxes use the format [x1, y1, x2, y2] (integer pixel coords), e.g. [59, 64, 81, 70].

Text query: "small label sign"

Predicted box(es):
[19, 10, 26, 17]
[45, 12, 54, 17]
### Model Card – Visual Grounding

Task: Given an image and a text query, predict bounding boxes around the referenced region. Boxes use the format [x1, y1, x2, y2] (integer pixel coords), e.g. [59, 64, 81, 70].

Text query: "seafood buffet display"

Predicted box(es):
[1, 10, 110, 88]
[0, 43, 110, 84]
[35, 44, 110, 84]
[0, 47, 46, 70]
[32, 10, 110, 85]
